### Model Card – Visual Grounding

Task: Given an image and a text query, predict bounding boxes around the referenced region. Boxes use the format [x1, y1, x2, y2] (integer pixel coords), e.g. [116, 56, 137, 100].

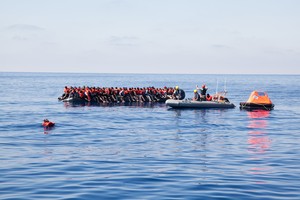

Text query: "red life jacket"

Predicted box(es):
[64, 87, 70, 94]
[85, 88, 91, 101]
[42, 121, 55, 128]
[105, 88, 110, 94]
[206, 96, 212, 101]
[79, 91, 85, 98]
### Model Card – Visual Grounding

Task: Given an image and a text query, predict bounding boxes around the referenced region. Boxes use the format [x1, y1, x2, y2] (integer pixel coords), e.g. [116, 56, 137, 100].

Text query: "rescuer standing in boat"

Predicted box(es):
[172, 86, 185, 100]
[196, 84, 208, 101]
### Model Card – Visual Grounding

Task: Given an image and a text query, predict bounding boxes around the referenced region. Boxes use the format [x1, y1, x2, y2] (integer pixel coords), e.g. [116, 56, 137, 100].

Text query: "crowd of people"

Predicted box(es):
[58, 86, 184, 103]
[192, 84, 211, 101]
[58, 84, 226, 104]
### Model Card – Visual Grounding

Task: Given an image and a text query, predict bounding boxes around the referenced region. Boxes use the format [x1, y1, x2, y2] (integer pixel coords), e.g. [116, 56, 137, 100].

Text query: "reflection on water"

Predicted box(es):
[170, 109, 210, 176]
[246, 110, 272, 176]
[2, 73, 300, 199]
[247, 110, 271, 154]
[171, 109, 209, 134]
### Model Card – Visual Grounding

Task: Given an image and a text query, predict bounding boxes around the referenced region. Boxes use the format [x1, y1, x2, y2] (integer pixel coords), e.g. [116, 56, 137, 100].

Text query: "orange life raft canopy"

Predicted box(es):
[240, 91, 274, 110]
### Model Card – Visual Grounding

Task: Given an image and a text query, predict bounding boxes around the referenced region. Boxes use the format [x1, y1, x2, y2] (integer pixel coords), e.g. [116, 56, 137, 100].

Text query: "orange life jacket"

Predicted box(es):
[206, 96, 212, 101]
[42, 121, 55, 128]
[64, 87, 70, 93]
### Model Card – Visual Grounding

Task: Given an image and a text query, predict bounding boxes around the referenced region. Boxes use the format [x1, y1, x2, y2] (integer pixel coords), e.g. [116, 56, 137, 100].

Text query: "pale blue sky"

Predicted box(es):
[0, 0, 299, 74]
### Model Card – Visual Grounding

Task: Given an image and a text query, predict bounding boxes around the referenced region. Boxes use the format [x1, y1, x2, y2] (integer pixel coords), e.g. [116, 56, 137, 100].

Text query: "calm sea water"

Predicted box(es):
[0, 72, 299, 200]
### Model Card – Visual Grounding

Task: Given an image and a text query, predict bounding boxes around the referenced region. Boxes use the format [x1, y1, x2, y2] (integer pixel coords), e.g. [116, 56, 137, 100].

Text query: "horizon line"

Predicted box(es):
[0, 70, 299, 75]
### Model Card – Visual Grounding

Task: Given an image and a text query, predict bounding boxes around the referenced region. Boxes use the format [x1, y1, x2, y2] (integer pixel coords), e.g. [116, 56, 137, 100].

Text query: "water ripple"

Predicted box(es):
[1, 73, 300, 199]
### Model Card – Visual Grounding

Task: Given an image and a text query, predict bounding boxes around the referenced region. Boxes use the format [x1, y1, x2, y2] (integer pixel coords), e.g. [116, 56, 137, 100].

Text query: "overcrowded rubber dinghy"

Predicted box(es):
[58, 86, 173, 104]
[240, 91, 274, 110]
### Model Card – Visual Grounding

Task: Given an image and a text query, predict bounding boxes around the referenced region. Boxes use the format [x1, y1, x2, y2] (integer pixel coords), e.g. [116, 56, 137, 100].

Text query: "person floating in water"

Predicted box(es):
[42, 119, 55, 128]
[172, 86, 185, 100]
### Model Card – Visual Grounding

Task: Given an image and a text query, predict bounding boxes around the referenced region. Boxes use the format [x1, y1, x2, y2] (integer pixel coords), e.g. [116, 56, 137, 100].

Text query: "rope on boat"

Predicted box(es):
[240, 102, 273, 111]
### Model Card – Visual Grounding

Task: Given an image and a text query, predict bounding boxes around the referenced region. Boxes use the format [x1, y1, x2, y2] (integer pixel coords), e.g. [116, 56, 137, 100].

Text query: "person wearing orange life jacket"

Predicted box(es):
[123, 88, 132, 102]
[103, 87, 111, 102]
[78, 89, 85, 99]
[85, 87, 91, 101]
[206, 93, 212, 101]
[151, 87, 159, 101]
[58, 86, 70, 100]
[68, 87, 75, 99]
[42, 119, 55, 128]
[63, 86, 70, 97]
[110, 87, 117, 102]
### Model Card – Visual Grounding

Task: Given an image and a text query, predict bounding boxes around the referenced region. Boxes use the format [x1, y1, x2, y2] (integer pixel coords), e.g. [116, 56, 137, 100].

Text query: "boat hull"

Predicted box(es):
[239, 102, 274, 110]
[166, 99, 235, 109]
[60, 97, 169, 107]
[61, 97, 86, 103]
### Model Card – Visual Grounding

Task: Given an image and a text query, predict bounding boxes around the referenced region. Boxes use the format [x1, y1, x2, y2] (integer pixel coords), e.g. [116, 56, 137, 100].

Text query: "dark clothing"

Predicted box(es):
[199, 87, 207, 101]
[173, 89, 185, 100]
[193, 92, 200, 101]
[200, 88, 207, 96]
[178, 89, 185, 100]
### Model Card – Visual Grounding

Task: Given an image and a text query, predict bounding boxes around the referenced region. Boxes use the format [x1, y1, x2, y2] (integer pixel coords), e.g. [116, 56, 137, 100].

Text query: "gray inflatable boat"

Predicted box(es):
[165, 99, 235, 109]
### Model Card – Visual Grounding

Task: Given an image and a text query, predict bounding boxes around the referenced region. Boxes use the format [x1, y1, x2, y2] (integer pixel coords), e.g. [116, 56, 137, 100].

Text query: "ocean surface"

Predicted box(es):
[0, 72, 299, 200]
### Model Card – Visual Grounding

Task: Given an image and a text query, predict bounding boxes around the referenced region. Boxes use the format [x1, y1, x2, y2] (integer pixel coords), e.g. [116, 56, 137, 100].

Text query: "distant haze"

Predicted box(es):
[0, 0, 299, 74]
